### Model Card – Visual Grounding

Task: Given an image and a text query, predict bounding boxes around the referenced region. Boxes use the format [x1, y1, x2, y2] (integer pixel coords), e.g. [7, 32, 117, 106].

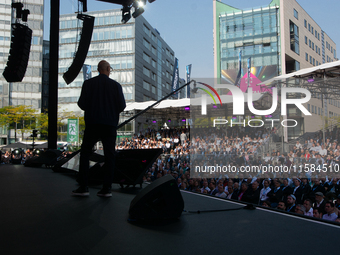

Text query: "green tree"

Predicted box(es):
[0, 105, 37, 142]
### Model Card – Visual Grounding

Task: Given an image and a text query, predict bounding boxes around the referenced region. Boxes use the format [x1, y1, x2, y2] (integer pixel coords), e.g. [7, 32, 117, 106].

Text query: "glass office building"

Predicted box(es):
[214, 0, 338, 138]
[0, 0, 44, 144]
[58, 9, 176, 137]
[219, 4, 280, 85]
[0, 0, 44, 110]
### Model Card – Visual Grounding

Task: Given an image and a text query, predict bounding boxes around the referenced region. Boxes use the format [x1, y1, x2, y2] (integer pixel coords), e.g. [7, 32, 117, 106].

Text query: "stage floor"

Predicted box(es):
[1, 164, 339, 255]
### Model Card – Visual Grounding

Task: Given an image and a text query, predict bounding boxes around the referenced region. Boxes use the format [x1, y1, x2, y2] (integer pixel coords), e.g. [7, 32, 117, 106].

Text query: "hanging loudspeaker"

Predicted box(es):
[63, 14, 95, 85]
[2, 23, 32, 82]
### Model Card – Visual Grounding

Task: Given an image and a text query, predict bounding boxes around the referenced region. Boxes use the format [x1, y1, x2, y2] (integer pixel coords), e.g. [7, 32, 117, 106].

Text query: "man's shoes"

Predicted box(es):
[72, 186, 89, 196]
[97, 188, 112, 197]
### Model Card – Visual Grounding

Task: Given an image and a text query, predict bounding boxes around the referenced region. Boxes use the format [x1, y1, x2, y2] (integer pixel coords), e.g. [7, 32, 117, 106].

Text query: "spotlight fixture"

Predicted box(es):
[96, 1, 156, 23]
[121, 5, 131, 23]
[33, 149, 42, 156]
[307, 76, 314, 83]
[184, 107, 190, 111]
[22, 9, 30, 22]
[11, 2, 23, 19]
[168, 118, 171, 122]
[132, 0, 145, 18]
[181, 118, 186, 122]
[152, 119, 157, 123]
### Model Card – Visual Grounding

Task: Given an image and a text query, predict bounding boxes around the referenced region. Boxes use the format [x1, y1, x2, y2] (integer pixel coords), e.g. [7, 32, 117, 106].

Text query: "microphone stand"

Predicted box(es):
[117, 80, 194, 129]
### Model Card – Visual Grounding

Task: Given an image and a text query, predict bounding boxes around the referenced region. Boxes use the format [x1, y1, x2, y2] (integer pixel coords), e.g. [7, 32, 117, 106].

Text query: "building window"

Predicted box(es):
[304, 19, 307, 28]
[294, 9, 298, 19]
[143, 66, 150, 77]
[307, 104, 310, 112]
[310, 56, 312, 64]
[143, 24, 150, 36]
[309, 39, 311, 47]
[143, 52, 150, 63]
[151, 59, 156, 68]
[305, 36, 307, 44]
[308, 23, 310, 31]
[313, 58, 315, 66]
[151, 46, 156, 55]
[296, 61, 300, 71]
[290, 20, 299, 55]
[143, 80, 150, 91]
[312, 42, 314, 50]
[305, 53, 308, 61]
[143, 38, 150, 50]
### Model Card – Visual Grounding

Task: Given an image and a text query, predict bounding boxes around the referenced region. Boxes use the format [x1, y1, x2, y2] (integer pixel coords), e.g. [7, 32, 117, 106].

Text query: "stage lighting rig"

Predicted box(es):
[121, 5, 131, 24]
[132, 0, 145, 18]
[96, 0, 156, 23]
[22, 9, 30, 22]
[11, 2, 23, 19]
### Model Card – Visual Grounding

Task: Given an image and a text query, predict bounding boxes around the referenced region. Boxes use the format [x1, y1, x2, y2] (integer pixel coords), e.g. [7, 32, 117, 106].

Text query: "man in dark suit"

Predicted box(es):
[72, 60, 126, 197]
[314, 191, 326, 215]
[281, 178, 293, 203]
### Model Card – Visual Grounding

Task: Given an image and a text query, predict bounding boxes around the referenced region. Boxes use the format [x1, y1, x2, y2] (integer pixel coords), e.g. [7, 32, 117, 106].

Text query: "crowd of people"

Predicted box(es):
[115, 125, 340, 222]
[2, 124, 340, 222]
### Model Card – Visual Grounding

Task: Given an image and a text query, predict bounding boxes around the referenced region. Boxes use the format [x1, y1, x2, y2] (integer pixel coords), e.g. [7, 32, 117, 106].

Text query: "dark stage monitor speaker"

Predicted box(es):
[63, 14, 94, 85]
[113, 149, 162, 187]
[129, 175, 184, 221]
[2, 23, 32, 82]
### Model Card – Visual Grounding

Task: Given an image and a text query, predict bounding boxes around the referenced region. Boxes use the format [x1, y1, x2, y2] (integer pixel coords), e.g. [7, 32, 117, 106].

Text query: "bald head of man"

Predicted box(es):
[97, 60, 111, 76]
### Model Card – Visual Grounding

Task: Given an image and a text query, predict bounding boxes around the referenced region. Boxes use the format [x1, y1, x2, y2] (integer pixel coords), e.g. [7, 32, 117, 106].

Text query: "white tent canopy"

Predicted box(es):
[259, 60, 340, 85]
[123, 93, 266, 112]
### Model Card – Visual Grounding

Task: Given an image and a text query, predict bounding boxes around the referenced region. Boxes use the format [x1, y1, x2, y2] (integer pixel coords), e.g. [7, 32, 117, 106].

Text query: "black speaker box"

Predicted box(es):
[24, 149, 62, 167]
[113, 149, 162, 187]
[2, 23, 32, 82]
[63, 14, 95, 84]
[129, 175, 184, 221]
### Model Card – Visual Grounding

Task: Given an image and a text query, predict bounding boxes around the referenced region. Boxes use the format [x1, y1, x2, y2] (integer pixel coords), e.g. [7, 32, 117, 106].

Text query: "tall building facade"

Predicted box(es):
[213, 0, 338, 137]
[58, 9, 177, 137]
[0, 0, 44, 109]
[0, 0, 44, 144]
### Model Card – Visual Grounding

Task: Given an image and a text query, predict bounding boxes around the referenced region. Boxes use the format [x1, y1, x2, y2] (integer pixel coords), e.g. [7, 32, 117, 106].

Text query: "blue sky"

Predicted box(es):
[43, 0, 340, 79]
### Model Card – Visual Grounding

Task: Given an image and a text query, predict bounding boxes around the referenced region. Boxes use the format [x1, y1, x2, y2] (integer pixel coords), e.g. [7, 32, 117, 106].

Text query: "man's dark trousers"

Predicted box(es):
[78, 123, 117, 188]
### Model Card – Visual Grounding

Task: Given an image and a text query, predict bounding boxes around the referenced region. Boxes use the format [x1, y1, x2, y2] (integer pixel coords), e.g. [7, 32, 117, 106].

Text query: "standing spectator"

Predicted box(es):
[73, 60, 126, 197]
[259, 179, 271, 204]
[180, 131, 187, 145]
[238, 182, 249, 201]
[314, 192, 326, 214]
[281, 178, 293, 202]
[267, 179, 283, 208]
[292, 178, 304, 204]
[244, 181, 260, 204]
